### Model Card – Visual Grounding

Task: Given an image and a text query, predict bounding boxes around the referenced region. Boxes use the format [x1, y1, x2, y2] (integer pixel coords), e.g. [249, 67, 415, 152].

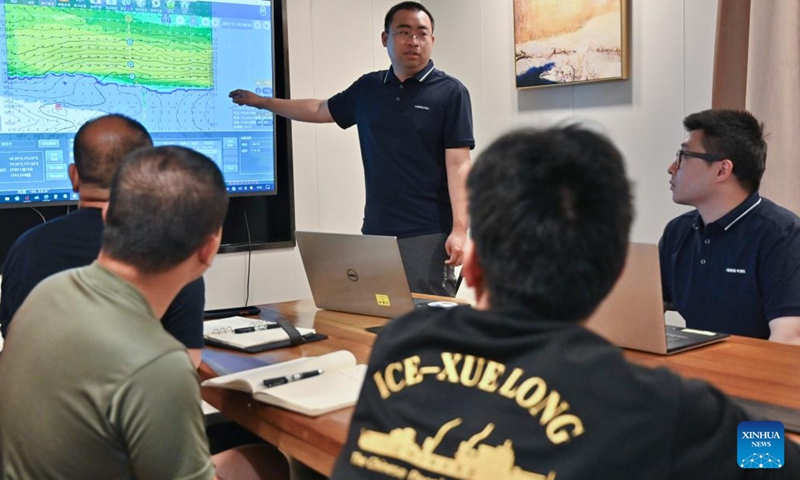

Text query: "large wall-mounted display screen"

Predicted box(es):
[0, 0, 276, 207]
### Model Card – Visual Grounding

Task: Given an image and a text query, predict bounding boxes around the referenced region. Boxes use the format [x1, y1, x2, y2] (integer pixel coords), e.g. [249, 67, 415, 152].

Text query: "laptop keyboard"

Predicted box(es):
[413, 299, 433, 308]
[664, 325, 730, 353]
[414, 299, 460, 309]
[666, 325, 692, 352]
[665, 325, 690, 349]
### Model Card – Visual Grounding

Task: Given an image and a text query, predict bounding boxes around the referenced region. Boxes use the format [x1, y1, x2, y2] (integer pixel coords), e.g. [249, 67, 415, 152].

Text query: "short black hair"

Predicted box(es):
[384, 2, 434, 32]
[468, 125, 633, 321]
[73, 114, 153, 188]
[683, 109, 767, 192]
[102, 146, 229, 274]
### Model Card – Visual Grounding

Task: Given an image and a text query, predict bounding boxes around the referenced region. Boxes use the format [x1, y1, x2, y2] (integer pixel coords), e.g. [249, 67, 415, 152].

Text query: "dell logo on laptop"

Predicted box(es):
[347, 269, 359, 282]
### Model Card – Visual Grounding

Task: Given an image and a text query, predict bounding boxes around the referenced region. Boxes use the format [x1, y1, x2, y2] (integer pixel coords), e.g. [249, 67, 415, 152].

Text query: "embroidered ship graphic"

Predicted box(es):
[357, 418, 556, 480]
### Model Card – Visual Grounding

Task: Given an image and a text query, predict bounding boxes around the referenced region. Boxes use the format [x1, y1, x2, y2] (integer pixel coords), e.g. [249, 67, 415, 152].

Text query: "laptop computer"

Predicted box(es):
[585, 242, 729, 355]
[296, 231, 440, 318]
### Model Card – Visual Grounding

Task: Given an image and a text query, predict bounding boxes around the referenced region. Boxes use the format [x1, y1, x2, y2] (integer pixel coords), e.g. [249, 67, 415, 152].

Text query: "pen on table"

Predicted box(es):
[262, 369, 324, 388]
[233, 323, 279, 334]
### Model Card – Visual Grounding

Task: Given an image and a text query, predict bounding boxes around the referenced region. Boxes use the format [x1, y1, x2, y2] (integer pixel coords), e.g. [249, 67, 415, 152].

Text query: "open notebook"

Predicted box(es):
[201, 350, 366, 416]
[585, 243, 728, 355]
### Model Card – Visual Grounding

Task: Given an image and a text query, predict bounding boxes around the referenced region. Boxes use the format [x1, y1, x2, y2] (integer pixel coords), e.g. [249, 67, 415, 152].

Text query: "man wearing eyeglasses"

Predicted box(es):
[229, 2, 474, 297]
[659, 109, 800, 345]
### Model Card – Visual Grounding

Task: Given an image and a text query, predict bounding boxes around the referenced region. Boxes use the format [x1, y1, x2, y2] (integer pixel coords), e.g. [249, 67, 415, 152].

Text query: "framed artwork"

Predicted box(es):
[514, 0, 629, 89]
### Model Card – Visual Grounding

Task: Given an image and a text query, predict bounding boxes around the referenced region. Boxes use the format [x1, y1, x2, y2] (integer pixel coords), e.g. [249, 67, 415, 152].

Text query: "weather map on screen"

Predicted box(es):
[0, 0, 276, 207]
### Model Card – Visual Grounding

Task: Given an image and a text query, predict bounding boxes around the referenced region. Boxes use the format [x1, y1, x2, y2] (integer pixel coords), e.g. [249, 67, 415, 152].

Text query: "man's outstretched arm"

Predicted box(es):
[229, 90, 334, 124]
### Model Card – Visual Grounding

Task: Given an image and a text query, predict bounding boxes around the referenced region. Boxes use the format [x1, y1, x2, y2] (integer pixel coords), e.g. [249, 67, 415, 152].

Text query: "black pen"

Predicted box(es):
[262, 369, 324, 388]
[233, 323, 279, 334]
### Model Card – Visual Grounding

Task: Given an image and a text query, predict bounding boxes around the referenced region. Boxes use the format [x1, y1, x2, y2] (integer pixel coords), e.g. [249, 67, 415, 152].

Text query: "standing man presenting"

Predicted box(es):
[230, 2, 474, 296]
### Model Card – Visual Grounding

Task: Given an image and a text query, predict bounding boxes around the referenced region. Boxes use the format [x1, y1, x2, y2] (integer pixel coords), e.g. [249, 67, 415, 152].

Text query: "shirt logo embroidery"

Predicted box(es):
[726, 268, 746, 274]
[352, 419, 557, 479]
[414, 105, 430, 110]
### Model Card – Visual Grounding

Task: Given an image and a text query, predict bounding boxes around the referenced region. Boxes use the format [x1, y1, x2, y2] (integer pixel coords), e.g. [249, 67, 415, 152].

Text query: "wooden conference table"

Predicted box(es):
[199, 298, 800, 476]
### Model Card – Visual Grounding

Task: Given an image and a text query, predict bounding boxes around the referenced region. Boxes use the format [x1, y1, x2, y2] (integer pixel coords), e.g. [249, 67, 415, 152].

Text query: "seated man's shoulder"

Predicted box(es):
[757, 196, 800, 232]
[177, 275, 205, 298]
[3, 211, 102, 289]
[164, 276, 205, 318]
[6, 209, 102, 260]
[6, 217, 58, 257]
[159, 276, 205, 348]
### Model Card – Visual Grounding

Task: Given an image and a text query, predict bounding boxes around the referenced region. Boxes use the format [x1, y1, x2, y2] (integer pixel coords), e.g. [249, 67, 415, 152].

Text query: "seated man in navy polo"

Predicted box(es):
[660, 109, 800, 345]
[0, 114, 206, 365]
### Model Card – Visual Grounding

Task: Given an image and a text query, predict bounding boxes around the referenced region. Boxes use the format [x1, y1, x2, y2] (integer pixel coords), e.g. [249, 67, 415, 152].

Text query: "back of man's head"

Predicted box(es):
[468, 125, 633, 321]
[73, 114, 153, 189]
[683, 109, 766, 192]
[102, 146, 229, 274]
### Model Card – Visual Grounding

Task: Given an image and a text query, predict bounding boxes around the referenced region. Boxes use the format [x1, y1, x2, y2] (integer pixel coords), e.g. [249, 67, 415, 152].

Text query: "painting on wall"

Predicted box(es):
[514, 0, 629, 89]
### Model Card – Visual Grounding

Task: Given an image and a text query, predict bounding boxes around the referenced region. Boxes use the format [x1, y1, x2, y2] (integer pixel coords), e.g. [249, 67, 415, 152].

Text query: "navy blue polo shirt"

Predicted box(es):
[659, 192, 800, 338]
[327, 60, 474, 237]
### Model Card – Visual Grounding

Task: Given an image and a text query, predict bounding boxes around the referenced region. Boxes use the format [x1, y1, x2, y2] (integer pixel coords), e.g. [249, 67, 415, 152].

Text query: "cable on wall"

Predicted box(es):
[243, 210, 253, 306]
[29, 207, 46, 224]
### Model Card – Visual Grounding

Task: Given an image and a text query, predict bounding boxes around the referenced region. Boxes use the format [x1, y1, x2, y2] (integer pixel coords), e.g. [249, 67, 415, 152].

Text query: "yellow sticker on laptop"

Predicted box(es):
[375, 294, 391, 307]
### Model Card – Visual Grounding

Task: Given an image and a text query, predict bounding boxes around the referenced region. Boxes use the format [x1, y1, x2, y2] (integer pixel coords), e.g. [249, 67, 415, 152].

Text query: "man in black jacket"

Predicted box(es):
[331, 125, 800, 479]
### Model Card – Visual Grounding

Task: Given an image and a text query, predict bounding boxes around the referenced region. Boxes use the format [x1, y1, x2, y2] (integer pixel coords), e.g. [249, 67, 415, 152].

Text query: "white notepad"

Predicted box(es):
[203, 316, 316, 351]
[202, 350, 366, 416]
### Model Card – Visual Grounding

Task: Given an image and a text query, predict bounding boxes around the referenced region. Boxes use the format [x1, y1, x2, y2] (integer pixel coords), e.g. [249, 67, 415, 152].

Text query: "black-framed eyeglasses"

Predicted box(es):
[389, 30, 431, 42]
[674, 149, 727, 169]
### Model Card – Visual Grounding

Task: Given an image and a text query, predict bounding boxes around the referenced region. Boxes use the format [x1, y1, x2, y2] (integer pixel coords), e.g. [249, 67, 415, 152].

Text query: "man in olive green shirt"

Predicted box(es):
[1, 263, 212, 478]
[0, 146, 288, 480]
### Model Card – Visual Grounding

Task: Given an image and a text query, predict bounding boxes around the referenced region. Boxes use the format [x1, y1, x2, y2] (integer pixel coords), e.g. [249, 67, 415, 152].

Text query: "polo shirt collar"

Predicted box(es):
[383, 60, 436, 84]
[703, 191, 762, 232]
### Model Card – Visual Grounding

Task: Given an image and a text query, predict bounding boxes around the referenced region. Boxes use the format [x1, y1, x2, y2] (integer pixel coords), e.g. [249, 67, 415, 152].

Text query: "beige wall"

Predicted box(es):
[203, 0, 719, 310]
